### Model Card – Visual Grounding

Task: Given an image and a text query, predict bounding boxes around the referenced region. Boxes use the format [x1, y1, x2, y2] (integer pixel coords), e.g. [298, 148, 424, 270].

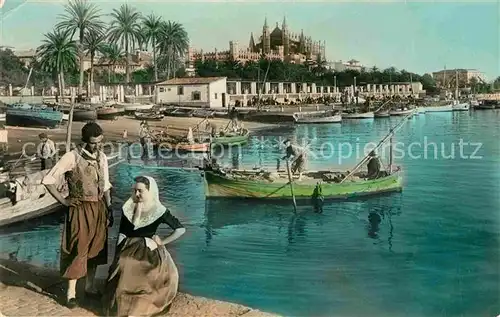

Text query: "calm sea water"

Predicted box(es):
[1, 110, 499, 317]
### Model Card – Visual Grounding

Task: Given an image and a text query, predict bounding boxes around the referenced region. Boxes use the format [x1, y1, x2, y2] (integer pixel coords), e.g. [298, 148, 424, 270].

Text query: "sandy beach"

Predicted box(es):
[4, 116, 278, 155]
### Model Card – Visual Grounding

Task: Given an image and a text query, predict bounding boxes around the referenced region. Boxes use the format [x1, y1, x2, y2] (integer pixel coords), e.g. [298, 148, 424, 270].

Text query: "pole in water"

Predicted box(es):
[286, 159, 297, 213]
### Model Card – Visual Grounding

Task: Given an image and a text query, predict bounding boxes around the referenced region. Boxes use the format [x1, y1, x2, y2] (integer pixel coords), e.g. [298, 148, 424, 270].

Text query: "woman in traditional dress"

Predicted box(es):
[103, 176, 186, 317]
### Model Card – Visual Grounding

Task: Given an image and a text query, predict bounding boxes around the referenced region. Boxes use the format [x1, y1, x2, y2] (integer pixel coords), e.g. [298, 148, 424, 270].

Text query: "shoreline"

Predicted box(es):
[3, 116, 282, 155]
[0, 257, 279, 316]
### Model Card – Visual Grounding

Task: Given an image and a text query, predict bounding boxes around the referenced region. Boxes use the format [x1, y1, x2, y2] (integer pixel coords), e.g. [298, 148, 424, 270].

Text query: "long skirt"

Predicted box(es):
[60, 200, 108, 279]
[291, 154, 307, 173]
[102, 237, 179, 317]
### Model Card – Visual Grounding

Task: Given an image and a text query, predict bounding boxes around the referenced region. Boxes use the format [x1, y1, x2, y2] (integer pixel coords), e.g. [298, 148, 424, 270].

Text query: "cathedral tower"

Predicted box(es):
[282, 16, 290, 58]
[249, 32, 256, 52]
[262, 18, 270, 54]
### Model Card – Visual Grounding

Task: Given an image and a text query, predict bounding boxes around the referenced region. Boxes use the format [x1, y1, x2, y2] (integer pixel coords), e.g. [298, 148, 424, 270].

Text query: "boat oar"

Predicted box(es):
[285, 159, 298, 213]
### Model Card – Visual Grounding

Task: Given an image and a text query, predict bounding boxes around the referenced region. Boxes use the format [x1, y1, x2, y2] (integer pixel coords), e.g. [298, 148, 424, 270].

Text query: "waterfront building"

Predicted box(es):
[155, 77, 228, 107]
[432, 69, 486, 88]
[187, 17, 326, 67]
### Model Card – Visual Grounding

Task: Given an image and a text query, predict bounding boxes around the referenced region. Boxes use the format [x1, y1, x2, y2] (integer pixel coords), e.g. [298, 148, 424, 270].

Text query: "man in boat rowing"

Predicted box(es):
[228, 106, 240, 132]
[42, 122, 113, 308]
[366, 150, 382, 179]
[37, 133, 56, 170]
[282, 139, 307, 181]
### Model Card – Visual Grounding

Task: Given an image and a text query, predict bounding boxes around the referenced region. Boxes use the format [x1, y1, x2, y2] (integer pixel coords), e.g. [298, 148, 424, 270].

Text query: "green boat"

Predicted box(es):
[203, 168, 403, 201]
[211, 128, 250, 146]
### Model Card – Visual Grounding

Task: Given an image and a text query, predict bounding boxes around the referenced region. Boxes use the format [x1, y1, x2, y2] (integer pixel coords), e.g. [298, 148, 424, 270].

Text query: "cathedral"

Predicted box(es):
[186, 17, 327, 66]
[248, 17, 326, 64]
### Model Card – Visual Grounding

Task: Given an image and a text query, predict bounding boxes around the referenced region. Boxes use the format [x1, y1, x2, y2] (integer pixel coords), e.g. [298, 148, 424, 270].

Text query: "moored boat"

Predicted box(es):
[176, 142, 210, 152]
[6, 103, 63, 128]
[342, 111, 374, 119]
[424, 103, 453, 112]
[134, 111, 164, 121]
[212, 128, 250, 146]
[165, 108, 194, 117]
[452, 102, 470, 111]
[293, 111, 342, 124]
[96, 106, 124, 120]
[389, 108, 415, 116]
[123, 103, 154, 114]
[73, 109, 97, 122]
[0, 113, 6, 121]
[374, 110, 390, 118]
[0, 154, 122, 227]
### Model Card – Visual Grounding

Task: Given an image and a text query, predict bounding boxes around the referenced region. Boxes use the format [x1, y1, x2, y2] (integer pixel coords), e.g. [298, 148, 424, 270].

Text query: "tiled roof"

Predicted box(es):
[157, 77, 226, 85]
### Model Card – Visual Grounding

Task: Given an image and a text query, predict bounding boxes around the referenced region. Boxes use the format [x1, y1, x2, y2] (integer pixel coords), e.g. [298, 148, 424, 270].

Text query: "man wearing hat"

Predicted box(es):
[282, 138, 307, 181]
[37, 133, 56, 170]
[366, 150, 382, 179]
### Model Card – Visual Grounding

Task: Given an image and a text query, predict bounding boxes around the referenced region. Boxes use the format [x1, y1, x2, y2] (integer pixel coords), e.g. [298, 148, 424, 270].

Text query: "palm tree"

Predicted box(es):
[157, 20, 189, 80]
[142, 14, 163, 81]
[100, 43, 125, 84]
[108, 4, 142, 83]
[36, 29, 78, 101]
[55, 0, 104, 97]
[82, 29, 106, 97]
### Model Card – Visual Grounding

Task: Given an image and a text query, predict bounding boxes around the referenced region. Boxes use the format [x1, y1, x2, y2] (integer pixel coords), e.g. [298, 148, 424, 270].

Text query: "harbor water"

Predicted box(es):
[0, 110, 499, 317]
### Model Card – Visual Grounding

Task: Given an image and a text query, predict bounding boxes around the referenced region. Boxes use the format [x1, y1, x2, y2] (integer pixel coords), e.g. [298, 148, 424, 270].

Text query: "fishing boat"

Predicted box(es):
[475, 100, 497, 110]
[96, 105, 124, 120]
[6, 103, 64, 128]
[165, 108, 194, 117]
[342, 111, 374, 119]
[0, 154, 122, 227]
[389, 108, 415, 116]
[203, 112, 414, 201]
[73, 109, 97, 122]
[423, 103, 453, 112]
[374, 110, 390, 118]
[451, 102, 470, 111]
[212, 128, 250, 146]
[134, 111, 164, 121]
[292, 111, 342, 124]
[176, 142, 210, 153]
[123, 103, 154, 114]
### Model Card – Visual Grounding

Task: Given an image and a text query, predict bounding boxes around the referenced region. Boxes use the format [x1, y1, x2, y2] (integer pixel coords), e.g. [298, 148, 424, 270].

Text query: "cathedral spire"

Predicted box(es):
[249, 32, 256, 52]
[282, 16, 287, 29]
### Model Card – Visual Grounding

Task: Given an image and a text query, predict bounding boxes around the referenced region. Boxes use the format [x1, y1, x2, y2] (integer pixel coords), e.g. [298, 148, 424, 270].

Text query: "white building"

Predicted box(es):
[155, 77, 227, 107]
[333, 59, 364, 72]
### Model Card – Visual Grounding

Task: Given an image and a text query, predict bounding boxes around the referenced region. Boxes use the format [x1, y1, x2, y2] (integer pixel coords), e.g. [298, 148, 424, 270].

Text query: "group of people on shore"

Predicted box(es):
[41, 122, 186, 316]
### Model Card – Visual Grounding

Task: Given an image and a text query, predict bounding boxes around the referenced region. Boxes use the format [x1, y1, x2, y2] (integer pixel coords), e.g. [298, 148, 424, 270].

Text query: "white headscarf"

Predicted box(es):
[122, 176, 166, 230]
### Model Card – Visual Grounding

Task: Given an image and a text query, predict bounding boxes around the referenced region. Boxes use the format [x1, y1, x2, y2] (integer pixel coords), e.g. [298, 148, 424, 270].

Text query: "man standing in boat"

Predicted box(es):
[228, 106, 240, 132]
[37, 133, 56, 170]
[42, 122, 113, 308]
[282, 139, 307, 181]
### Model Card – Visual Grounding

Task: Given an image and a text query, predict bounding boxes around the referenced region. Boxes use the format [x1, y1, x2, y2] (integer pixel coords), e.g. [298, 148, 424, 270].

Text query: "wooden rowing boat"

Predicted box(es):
[389, 108, 414, 116]
[293, 111, 342, 124]
[342, 111, 374, 119]
[176, 142, 210, 152]
[0, 154, 122, 227]
[212, 128, 250, 146]
[203, 169, 402, 201]
[374, 110, 390, 118]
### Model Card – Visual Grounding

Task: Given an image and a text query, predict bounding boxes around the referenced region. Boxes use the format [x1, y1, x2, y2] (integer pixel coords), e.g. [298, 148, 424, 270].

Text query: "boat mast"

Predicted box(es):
[339, 111, 413, 184]
[19, 67, 33, 102]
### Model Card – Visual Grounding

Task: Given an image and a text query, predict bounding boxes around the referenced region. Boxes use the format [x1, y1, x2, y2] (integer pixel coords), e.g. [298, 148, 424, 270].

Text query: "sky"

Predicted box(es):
[0, 0, 499, 80]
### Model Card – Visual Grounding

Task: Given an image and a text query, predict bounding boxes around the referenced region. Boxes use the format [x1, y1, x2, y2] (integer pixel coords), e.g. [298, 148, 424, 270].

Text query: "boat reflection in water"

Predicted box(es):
[203, 194, 402, 252]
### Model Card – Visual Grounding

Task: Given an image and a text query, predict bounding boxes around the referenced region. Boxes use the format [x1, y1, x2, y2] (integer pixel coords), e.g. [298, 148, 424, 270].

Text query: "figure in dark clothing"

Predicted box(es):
[367, 151, 382, 179]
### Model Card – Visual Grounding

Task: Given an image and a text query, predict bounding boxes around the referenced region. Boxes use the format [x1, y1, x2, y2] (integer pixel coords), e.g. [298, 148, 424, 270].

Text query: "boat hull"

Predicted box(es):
[203, 170, 403, 200]
[73, 110, 97, 122]
[97, 108, 124, 120]
[342, 112, 374, 119]
[389, 109, 414, 116]
[294, 113, 342, 124]
[212, 129, 250, 146]
[452, 103, 470, 111]
[374, 111, 390, 118]
[424, 105, 453, 112]
[176, 143, 210, 152]
[124, 104, 154, 114]
[6, 111, 62, 128]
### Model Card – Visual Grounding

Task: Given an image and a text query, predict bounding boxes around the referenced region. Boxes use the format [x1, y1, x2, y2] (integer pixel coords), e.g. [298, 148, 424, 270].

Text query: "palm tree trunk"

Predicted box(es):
[78, 30, 85, 97]
[59, 71, 66, 101]
[153, 38, 158, 81]
[90, 52, 95, 97]
[166, 46, 172, 80]
[125, 37, 130, 83]
[58, 73, 63, 101]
